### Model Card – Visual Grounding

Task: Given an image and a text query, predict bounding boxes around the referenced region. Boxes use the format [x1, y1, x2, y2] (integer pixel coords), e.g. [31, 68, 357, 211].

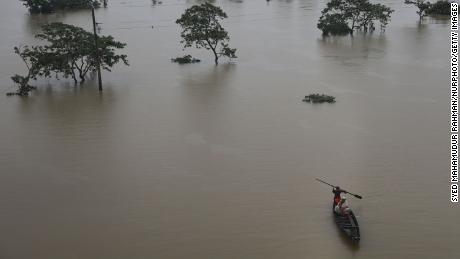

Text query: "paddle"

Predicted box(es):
[316, 178, 363, 199]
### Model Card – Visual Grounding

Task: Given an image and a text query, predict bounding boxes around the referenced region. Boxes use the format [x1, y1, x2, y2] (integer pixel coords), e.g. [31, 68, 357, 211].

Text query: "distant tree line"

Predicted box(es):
[20, 0, 102, 13]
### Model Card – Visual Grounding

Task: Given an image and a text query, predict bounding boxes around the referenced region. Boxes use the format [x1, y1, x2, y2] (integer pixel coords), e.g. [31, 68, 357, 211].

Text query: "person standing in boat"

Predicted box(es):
[333, 186, 347, 205]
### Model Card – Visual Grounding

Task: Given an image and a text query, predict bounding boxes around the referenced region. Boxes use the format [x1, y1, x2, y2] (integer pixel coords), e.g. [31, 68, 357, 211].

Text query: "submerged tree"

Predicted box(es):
[176, 2, 237, 65]
[404, 0, 432, 21]
[33, 22, 128, 84]
[426, 0, 451, 16]
[8, 22, 128, 96]
[318, 0, 394, 36]
[317, 13, 353, 36]
[20, 0, 101, 13]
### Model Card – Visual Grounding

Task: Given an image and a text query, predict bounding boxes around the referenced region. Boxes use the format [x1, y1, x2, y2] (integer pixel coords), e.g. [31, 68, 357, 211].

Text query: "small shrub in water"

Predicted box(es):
[171, 55, 201, 64]
[303, 94, 336, 103]
[7, 74, 37, 96]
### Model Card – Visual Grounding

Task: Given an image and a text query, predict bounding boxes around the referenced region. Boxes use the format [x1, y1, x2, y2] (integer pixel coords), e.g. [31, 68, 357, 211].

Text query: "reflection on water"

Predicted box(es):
[317, 33, 388, 67]
[0, 1, 457, 259]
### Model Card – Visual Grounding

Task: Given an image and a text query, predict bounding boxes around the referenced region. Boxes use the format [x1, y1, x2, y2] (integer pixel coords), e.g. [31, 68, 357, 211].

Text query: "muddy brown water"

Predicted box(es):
[0, 0, 457, 258]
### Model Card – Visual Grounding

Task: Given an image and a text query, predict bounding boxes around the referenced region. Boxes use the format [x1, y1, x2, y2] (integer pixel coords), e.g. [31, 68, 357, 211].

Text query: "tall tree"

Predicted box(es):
[404, 0, 432, 21]
[176, 2, 237, 65]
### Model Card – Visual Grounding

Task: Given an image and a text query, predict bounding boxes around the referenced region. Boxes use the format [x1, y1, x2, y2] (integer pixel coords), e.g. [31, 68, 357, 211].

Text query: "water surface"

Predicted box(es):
[0, 1, 457, 259]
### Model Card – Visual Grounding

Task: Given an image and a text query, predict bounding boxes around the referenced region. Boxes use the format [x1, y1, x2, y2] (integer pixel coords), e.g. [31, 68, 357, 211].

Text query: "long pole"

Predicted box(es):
[92, 7, 103, 92]
[315, 178, 363, 199]
[316, 178, 336, 188]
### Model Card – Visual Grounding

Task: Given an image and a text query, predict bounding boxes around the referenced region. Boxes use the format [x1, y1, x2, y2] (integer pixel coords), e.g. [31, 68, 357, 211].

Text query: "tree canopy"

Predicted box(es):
[317, 0, 394, 36]
[176, 2, 237, 65]
[404, 0, 432, 20]
[426, 1, 451, 16]
[405, 0, 451, 20]
[35, 22, 128, 83]
[20, 0, 100, 13]
[9, 22, 128, 96]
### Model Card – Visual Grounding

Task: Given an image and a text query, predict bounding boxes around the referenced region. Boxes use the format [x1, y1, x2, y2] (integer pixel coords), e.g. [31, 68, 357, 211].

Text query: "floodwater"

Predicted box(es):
[0, 0, 457, 258]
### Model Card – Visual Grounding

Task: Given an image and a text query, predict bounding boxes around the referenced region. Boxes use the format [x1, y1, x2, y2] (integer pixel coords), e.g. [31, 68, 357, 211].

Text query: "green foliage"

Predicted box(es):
[34, 22, 128, 83]
[404, 0, 432, 20]
[8, 75, 37, 96]
[426, 1, 451, 15]
[171, 55, 201, 64]
[6, 46, 46, 96]
[20, 0, 53, 13]
[176, 2, 237, 65]
[317, 13, 353, 36]
[318, 0, 394, 36]
[303, 94, 336, 103]
[9, 22, 128, 95]
[20, 0, 100, 13]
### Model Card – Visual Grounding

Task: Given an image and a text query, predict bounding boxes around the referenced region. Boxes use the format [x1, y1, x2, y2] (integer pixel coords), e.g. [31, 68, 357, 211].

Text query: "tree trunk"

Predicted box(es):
[213, 51, 219, 65]
[70, 69, 78, 84]
[80, 74, 86, 83]
[206, 40, 219, 65]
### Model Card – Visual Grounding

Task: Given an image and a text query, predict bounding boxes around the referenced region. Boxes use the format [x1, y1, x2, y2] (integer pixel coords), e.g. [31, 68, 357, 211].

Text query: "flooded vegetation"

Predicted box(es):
[20, 0, 104, 13]
[0, 0, 457, 259]
[317, 0, 393, 35]
[7, 22, 128, 96]
[171, 55, 201, 64]
[303, 93, 336, 103]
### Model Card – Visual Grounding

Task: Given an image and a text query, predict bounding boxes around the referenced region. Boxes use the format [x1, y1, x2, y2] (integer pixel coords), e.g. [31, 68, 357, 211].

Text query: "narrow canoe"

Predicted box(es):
[332, 202, 360, 242]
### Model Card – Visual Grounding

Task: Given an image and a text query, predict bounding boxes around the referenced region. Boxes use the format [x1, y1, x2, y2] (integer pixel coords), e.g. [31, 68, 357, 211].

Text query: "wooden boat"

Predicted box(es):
[332, 202, 360, 242]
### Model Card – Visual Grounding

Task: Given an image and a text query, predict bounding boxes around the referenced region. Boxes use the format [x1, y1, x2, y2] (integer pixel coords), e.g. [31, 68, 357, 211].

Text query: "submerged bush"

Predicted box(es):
[426, 1, 451, 16]
[7, 75, 37, 96]
[303, 94, 336, 103]
[171, 55, 201, 64]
